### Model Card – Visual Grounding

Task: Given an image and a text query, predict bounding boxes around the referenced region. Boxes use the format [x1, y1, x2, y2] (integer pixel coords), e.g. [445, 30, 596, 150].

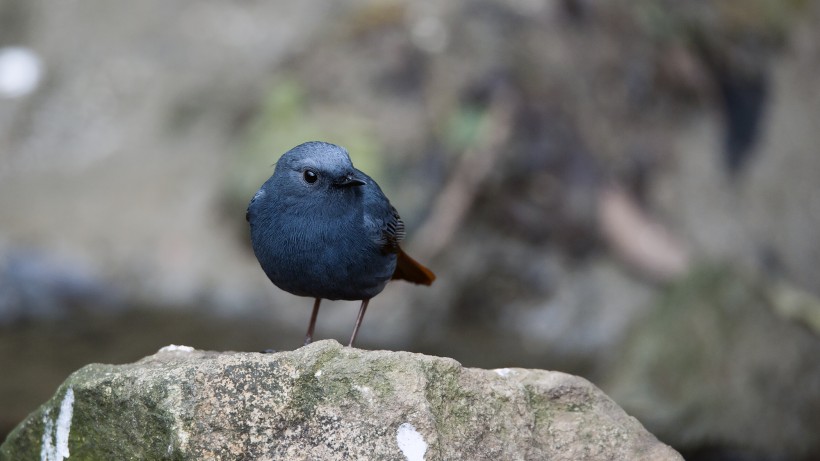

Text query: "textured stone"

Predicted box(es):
[1, 340, 680, 460]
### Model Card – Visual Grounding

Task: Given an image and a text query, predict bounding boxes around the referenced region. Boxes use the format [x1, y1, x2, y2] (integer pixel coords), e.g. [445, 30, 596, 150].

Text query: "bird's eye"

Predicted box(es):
[303, 170, 318, 184]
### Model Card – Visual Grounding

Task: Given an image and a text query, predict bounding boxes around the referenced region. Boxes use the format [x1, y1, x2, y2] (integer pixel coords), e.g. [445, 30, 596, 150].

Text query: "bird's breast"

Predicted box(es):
[250, 208, 396, 300]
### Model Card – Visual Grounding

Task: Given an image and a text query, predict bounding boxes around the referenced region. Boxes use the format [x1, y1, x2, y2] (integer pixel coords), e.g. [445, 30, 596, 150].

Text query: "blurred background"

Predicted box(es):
[2, 0, 820, 459]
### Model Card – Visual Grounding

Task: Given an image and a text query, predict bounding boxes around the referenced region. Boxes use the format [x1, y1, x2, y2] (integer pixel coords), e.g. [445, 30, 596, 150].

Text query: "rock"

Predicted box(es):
[1, 340, 680, 461]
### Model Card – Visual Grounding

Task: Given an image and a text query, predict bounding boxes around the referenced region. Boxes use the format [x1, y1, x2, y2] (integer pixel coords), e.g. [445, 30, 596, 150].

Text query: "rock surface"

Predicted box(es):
[0, 340, 680, 461]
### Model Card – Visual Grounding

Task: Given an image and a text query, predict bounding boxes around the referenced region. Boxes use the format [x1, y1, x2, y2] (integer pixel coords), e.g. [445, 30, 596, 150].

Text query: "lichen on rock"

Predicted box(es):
[1, 340, 680, 460]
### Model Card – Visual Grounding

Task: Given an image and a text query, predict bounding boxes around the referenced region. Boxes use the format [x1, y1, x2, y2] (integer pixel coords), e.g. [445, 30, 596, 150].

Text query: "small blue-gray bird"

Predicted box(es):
[247, 141, 435, 347]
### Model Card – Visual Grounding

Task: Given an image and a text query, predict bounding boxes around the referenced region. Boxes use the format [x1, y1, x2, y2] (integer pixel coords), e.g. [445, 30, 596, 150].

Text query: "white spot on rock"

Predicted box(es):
[55, 389, 74, 458]
[40, 387, 74, 461]
[353, 384, 371, 394]
[494, 368, 514, 378]
[396, 422, 427, 461]
[0, 46, 42, 98]
[158, 344, 195, 353]
[314, 369, 322, 378]
[353, 384, 373, 403]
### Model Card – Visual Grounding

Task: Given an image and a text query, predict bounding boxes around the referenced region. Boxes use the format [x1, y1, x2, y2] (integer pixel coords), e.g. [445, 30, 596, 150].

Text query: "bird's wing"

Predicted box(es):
[365, 200, 405, 255]
[379, 205, 406, 253]
[357, 170, 404, 254]
[359, 172, 436, 285]
[372, 204, 435, 285]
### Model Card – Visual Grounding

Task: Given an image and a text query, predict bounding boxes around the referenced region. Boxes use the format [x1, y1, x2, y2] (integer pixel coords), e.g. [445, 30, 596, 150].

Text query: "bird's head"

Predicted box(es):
[273, 141, 367, 198]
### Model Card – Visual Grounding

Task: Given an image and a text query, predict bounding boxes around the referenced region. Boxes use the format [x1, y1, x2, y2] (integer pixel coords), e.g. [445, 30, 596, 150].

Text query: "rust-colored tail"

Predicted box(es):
[392, 248, 436, 285]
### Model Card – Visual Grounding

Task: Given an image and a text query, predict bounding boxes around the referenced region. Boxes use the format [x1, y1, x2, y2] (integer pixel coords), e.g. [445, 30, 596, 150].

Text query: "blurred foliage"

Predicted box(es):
[609, 265, 820, 458]
[626, 0, 810, 175]
[769, 279, 820, 335]
[443, 105, 488, 152]
[633, 0, 809, 44]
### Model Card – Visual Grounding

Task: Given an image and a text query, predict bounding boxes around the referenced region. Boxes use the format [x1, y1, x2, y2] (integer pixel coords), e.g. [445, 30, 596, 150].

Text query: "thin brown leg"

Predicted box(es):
[304, 298, 322, 346]
[348, 299, 370, 347]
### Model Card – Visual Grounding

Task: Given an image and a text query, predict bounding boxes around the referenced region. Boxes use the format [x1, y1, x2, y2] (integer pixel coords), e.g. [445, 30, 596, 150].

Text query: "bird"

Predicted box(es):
[246, 141, 435, 347]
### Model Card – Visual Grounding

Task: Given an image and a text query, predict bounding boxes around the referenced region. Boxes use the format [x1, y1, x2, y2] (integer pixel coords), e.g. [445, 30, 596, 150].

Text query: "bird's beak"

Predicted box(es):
[334, 174, 366, 187]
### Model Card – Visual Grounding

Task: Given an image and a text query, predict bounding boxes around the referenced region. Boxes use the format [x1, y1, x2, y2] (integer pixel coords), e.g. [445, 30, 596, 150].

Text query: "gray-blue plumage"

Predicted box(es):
[247, 141, 401, 301]
[247, 141, 434, 346]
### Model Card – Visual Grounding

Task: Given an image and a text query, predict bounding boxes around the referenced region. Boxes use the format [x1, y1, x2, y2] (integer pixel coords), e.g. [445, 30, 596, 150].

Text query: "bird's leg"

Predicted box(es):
[304, 298, 322, 346]
[348, 299, 370, 347]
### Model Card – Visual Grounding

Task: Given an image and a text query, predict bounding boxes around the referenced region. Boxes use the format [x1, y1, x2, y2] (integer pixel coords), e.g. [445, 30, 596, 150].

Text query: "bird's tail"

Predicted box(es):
[392, 248, 436, 285]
